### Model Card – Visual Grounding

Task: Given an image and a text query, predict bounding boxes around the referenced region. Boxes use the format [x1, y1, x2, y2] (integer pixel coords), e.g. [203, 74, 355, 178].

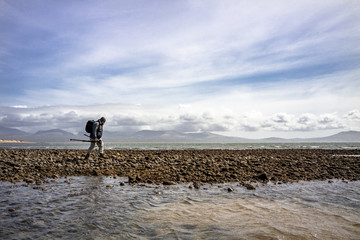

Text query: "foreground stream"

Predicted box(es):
[1, 178, 359, 239]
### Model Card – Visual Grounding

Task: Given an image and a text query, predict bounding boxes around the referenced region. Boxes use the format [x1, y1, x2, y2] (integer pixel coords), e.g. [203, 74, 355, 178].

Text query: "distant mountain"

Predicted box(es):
[260, 137, 287, 142]
[0, 126, 359, 143]
[0, 126, 29, 140]
[307, 131, 360, 142]
[107, 130, 359, 143]
[30, 129, 76, 142]
[110, 130, 194, 142]
[258, 131, 360, 143]
[106, 130, 249, 143]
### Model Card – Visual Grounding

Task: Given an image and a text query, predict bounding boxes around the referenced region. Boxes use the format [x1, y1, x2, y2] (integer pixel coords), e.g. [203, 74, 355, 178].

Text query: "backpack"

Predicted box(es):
[85, 120, 95, 133]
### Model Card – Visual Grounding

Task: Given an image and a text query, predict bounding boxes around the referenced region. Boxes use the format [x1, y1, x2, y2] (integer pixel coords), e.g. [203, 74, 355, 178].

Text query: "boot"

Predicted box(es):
[84, 153, 90, 160]
[99, 153, 105, 159]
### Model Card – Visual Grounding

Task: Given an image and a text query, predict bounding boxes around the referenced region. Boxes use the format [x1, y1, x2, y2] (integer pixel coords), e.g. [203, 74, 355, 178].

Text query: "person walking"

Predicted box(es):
[85, 117, 106, 159]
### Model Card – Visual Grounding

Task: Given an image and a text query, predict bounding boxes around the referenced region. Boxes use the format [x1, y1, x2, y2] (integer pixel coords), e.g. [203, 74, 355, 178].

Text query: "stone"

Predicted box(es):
[243, 183, 256, 190]
[193, 181, 201, 189]
[163, 180, 175, 185]
[256, 173, 269, 182]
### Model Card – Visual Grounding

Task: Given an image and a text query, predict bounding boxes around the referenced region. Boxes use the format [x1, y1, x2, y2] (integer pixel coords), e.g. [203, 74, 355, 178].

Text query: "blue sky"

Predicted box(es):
[0, 0, 360, 138]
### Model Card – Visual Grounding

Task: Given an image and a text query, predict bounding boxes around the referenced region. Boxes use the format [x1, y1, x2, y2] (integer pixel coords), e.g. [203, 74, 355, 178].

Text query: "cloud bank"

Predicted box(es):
[1, 105, 358, 138]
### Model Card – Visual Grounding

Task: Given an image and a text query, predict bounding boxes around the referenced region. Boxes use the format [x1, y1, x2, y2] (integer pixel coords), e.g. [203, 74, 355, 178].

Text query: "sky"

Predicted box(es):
[0, 0, 360, 138]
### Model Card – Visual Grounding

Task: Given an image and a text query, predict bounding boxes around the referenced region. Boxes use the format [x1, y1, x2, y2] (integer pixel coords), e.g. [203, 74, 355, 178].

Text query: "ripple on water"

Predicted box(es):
[0, 178, 359, 239]
[136, 195, 359, 239]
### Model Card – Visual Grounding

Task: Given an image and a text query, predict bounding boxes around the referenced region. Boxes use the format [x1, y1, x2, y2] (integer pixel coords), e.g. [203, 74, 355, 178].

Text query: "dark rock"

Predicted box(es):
[256, 173, 269, 182]
[24, 178, 34, 184]
[35, 180, 43, 185]
[243, 183, 256, 190]
[163, 180, 175, 185]
[193, 181, 201, 189]
[128, 176, 137, 183]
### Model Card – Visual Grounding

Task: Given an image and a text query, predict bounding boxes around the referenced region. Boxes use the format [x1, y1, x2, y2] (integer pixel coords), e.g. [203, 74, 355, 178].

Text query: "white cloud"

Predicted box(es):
[258, 112, 343, 132]
[11, 105, 28, 108]
[346, 109, 360, 121]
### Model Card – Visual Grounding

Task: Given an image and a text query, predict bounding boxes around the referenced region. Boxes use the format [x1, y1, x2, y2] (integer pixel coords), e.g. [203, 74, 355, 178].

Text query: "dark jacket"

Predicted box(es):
[90, 120, 104, 139]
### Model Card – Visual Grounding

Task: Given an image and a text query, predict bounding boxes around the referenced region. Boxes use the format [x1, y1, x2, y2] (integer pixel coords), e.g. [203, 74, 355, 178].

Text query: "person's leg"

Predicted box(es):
[85, 142, 96, 159]
[98, 140, 104, 157]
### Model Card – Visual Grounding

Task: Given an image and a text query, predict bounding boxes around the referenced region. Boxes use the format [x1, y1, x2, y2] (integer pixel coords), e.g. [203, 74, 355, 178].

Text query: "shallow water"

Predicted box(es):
[1, 178, 359, 239]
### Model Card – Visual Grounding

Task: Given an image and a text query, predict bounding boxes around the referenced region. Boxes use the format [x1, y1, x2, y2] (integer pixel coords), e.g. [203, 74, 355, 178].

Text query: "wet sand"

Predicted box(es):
[1, 149, 359, 185]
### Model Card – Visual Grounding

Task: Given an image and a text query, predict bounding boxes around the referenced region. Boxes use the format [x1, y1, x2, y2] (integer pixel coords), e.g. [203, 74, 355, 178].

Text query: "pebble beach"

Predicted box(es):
[1, 149, 359, 185]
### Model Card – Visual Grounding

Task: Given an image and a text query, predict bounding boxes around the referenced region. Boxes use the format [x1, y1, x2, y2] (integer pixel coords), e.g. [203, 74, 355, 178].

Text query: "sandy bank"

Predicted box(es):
[1, 149, 359, 185]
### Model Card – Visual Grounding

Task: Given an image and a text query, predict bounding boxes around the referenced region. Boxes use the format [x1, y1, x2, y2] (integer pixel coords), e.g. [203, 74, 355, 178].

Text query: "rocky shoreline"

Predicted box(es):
[1, 149, 359, 186]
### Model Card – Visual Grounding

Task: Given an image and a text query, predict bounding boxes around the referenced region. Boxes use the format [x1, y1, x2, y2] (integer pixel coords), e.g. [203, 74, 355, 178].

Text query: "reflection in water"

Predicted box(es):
[1, 178, 359, 239]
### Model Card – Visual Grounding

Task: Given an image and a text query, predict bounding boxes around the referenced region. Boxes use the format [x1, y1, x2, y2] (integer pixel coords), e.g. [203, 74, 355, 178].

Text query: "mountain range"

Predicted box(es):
[0, 126, 359, 143]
